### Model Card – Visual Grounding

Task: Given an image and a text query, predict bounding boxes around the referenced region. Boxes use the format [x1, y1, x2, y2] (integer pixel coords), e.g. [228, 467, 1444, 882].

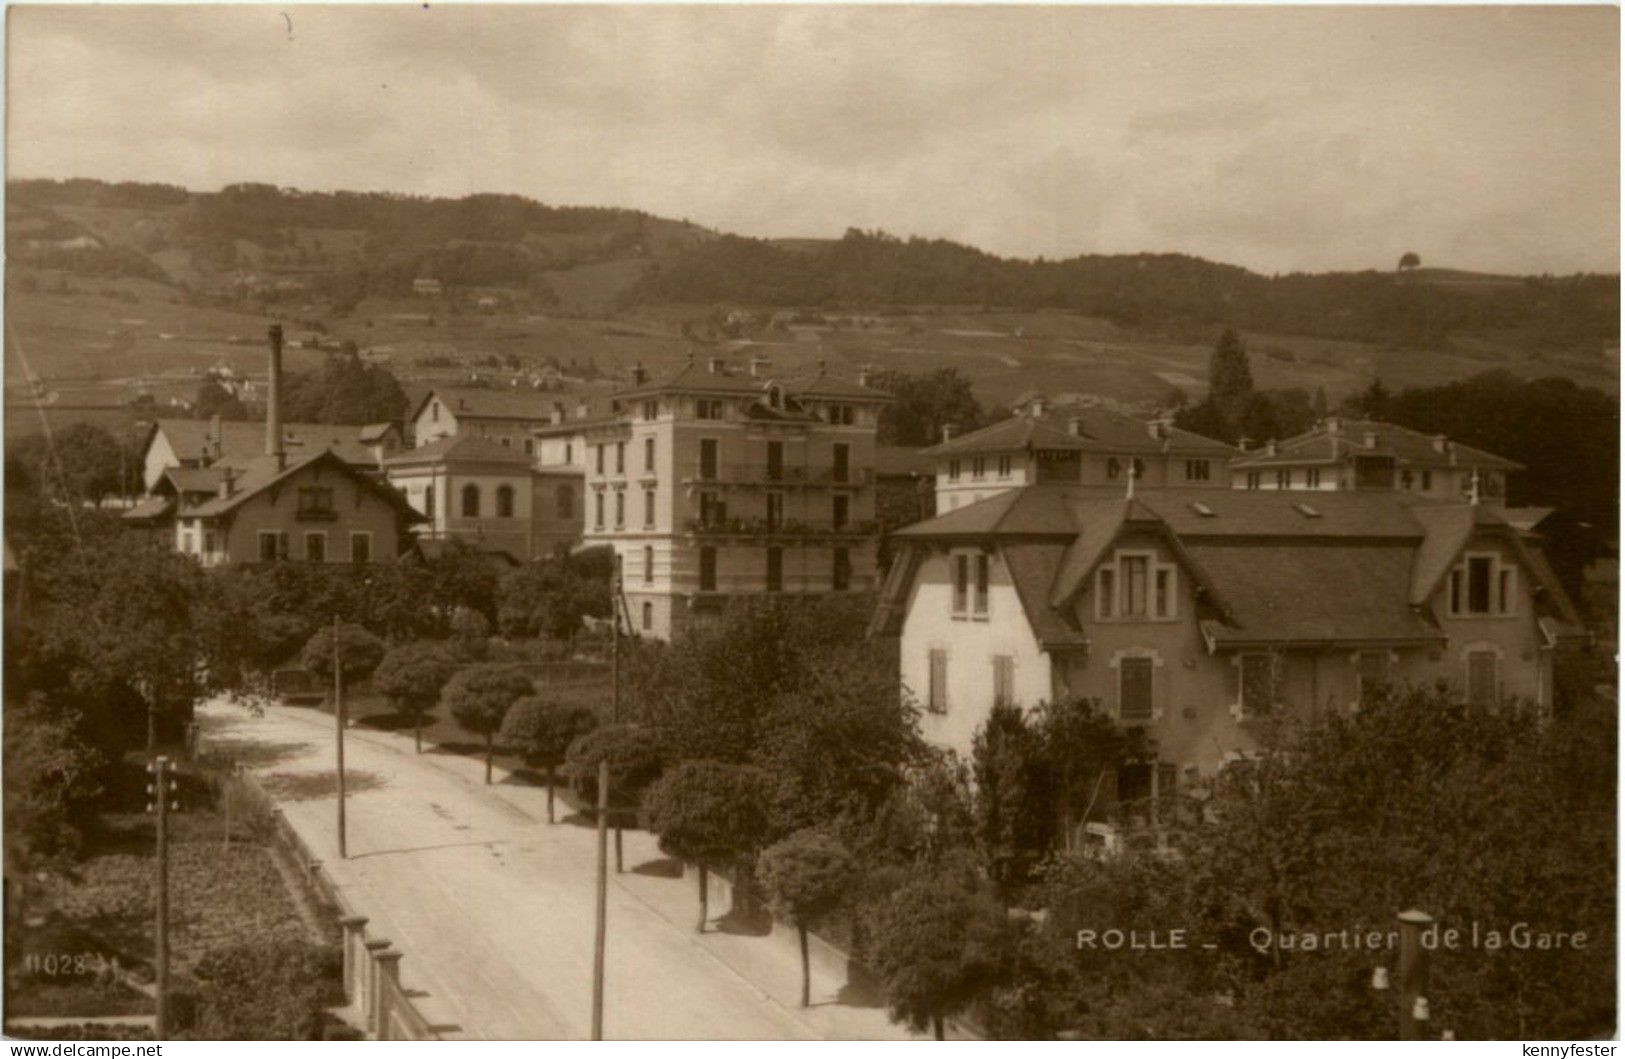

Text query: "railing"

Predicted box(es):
[683, 518, 879, 538]
[680, 464, 873, 488]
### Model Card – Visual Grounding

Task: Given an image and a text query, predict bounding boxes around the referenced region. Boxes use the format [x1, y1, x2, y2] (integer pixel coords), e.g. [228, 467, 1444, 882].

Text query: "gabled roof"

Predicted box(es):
[618, 363, 772, 398]
[147, 418, 377, 467]
[779, 372, 891, 402]
[924, 408, 1235, 459]
[1001, 542, 1087, 648]
[122, 495, 175, 522]
[411, 387, 562, 423]
[385, 433, 532, 467]
[1231, 418, 1521, 472]
[359, 422, 398, 443]
[178, 450, 423, 524]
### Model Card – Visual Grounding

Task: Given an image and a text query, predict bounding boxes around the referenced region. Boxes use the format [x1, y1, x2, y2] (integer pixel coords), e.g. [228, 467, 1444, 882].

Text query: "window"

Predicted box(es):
[642, 601, 653, 631]
[182, 531, 194, 554]
[766, 491, 784, 529]
[431, 402, 439, 422]
[1354, 651, 1389, 705]
[697, 399, 724, 420]
[1237, 654, 1275, 717]
[972, 456, 985, 479]
[461, 483, 480, 517]
[1421, 469, 1433, 490]
[1107, 457, 1121, 479]
[258, 531, 287, 562]
[1184, 459, 1210, 481]
[1246, 471, 1261, 490]
[1449, 553, 1515, 617]
[766, 547, 783, 592]
[973, 554, 990, 616]
[614, 491, 625, 528]
[833, 547, 851, 591]
[767, 441, 784, 481]
[645, 437, 656, 471]
[305, 532, 327, 563]
[1466, 648, 1500, 706]
[350, 532, 372, 564]
[556, 485, 574, 519]
[1132, 458, 1146, 480]
[1122, 556, 1148, 616]
[1275, 469, 1291, 490]
[643, 545, 654, 584]
[1154, 569, 1170, 617]
[596, 445, 606, 475]
[425, 483, 435, 517]
[524, 438, 535, 455]
[297, 486, 334, 518]
[952, 554, 970, 614]
[615, 442, 626, 475]
[594, 493, 605, 530]
[928, 649, 948, 713]
[699, 546, 717, 591]
[700, 439, 718, 480]
[496, 484, 515, 518]
[565, 442, 573, 464]
[832, 494, 849, 529]
[202, 529, 216, 555]
[997, 455, 1012, 478]
[644, 488, 656, 528]
[1119, 656, 1153, 721]
[828, 404, 854, 425]
[1098, 567, 1115, 616]
[1098, 551, 1176, 620]
[833, 443, 850, 483]
[642, 400, 659, 422]
[1306, 467, 1321, 488]
[993, 655, 1015, 708]
[500, 437, 511, 448]
[948, 459, 961, 481]
[699, 491, 725, 527]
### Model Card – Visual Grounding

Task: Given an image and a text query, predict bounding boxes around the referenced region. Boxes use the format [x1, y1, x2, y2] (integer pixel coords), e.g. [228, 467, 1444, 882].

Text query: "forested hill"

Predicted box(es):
[624, 229, 1619, 351]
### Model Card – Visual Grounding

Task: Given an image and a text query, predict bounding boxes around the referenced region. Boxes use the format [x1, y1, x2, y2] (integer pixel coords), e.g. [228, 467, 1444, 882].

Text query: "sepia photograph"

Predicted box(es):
[1, 1, 1618, 1045]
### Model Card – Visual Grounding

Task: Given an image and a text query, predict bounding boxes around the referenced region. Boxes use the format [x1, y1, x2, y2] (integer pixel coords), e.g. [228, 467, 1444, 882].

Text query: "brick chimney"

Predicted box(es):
[266, 324, 285, 470]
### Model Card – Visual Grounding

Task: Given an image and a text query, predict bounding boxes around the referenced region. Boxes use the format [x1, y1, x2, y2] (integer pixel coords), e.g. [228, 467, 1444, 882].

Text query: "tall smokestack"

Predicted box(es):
[267, 324, 284, 469]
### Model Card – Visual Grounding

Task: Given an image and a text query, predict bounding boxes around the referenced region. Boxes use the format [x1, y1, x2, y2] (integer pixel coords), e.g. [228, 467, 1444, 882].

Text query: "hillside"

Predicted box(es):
[4, 178, 1617, 435]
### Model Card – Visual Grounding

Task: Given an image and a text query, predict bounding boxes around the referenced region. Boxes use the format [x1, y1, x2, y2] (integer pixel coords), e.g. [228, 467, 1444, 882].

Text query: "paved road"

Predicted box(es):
[197, 700, 922, 1041]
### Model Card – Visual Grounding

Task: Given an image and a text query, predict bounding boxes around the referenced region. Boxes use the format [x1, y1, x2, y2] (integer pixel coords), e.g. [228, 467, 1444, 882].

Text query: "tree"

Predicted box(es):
[644, 760, 775, 932]
[442, 664, 532, 783]
[868, 367, 987, 447]
[758, 829, 853, 1006]
[183, 941, 343, 1040]
[3, 692, 103, 871]
[865, 860, 1012, 1039]
[970, 702, 1046, 896]
[281, 345, 407, 425]
[371, 643, 459, 752]
[15, 422, 136, 505]
[498, 696, 599, 821]
[193, 378, 252, 421]
[1207, 328, 1254, 412]
[298, 623, 385, 697]
[1398, 251, 1421, 271]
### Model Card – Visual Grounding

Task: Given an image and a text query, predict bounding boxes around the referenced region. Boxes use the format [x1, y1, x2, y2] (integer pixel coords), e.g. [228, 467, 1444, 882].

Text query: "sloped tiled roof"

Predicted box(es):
[149, 418, 377, 467]
[779, 372, 891, 401]
[924, 408, 1235, 458]
[179, 450, 422, 523]
[413, 387, 561, 422]
[386, 434, 532, 466]
[1001, 542, 1087, 648]
[1231, 419, 1521, 472]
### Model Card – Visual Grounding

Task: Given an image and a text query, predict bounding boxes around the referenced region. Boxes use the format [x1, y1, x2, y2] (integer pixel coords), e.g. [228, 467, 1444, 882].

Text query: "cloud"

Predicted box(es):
[6, 4, 1617, 275]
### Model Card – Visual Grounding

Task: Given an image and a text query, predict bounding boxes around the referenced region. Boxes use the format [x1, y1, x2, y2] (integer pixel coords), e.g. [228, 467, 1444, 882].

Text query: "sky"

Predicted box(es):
[7, 3, 1620, 275]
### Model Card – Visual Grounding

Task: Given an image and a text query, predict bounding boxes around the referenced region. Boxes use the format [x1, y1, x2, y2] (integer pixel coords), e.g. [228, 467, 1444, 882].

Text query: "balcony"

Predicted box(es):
[295, 506, 338, 522]
[680, 463, 873, 489]
[683, 517, 878, 539]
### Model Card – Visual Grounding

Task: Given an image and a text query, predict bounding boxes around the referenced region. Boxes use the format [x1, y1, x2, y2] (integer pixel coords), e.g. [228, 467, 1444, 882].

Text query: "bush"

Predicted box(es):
[182, 941, 342, 1040]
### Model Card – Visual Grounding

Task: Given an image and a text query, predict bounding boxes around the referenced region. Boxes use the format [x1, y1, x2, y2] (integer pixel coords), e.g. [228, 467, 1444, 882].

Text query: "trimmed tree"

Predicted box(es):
[644, 760, 775, 933]
[442, 664, 532, 783]
[866, 864, 1012, 1040]
[758, 829, 853, 1006]
[299, 623, 385, 702]
[371, 643, 460, 752]
[499, 696, 599, 822]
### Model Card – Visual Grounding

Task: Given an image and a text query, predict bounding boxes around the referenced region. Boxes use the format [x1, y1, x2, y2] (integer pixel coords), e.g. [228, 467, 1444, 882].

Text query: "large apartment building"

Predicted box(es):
[925, 400, 1236, 511]
[578, 356, 890, 640]
[870, 484, 1582, 834]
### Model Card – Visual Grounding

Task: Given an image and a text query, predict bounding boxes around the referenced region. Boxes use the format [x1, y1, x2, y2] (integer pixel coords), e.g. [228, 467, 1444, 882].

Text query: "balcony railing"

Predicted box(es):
[680, 463, 873, 488]
[683, 517, 878, 538]
[295, 507, 338, 522]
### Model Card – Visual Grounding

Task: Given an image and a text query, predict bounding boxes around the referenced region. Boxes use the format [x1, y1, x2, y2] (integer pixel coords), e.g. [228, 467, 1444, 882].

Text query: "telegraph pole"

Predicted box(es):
[591, 758, 609, 1040]
[148, 756, 174, 1039]
[334, 616, 348, 859]
[610, 552, 625, 872]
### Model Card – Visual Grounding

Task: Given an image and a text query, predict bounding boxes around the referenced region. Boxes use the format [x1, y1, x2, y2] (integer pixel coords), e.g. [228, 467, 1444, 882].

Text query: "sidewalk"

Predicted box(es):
[196, 700, 927, 1041]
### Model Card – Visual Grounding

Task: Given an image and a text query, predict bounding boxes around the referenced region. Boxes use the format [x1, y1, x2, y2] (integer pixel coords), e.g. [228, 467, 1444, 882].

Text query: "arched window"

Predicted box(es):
[556, 485, 575, 519]
[496, 484, 515, 518]
[461, 483, 480, 518]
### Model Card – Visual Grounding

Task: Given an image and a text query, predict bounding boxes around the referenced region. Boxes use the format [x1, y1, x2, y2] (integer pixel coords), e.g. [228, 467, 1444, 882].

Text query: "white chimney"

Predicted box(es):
[1363, 430, 1378, 450]
[1069, 417, 1084, 437]
[1029, 396, 1047, 418]
[1237, 437, 1250, 452]
[942, 424, 955, 443]
[1432, 434, 1448, 453]
[1324, 416, 1341, 436]
[1266, 439, 1278, 456]
[857, 363, 873, 388]
[749, 355, 771, 378]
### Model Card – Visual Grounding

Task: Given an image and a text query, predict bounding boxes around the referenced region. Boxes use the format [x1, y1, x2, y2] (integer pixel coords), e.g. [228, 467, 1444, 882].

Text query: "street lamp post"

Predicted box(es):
[334, 615, 348, 860]
[1373, 909, 1436, 1039]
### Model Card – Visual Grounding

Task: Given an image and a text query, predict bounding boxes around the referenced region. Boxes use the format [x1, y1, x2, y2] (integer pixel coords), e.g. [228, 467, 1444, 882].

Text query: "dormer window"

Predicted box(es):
[1447, 552, 1516, 617]
[1096, 550, 1177, 620]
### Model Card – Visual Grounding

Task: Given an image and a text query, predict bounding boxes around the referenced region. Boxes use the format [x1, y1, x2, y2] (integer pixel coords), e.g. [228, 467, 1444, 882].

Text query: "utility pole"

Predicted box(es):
[334, 615, 347, 860]
[591, 758, 609, 1040]
[610, 552, 624, 872]
[147, 756, 175, 1039]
